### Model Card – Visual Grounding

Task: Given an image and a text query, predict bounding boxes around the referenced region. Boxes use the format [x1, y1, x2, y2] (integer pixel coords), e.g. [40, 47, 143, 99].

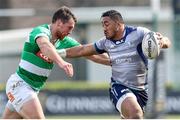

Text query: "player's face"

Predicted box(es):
[57, 18, 75, 39]
[101, 17, 118, 39]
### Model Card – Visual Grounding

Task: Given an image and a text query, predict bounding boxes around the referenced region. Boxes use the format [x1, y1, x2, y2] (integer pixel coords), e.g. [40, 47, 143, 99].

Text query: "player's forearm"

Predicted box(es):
[37, 38, 65, 67]
[41, 43, 64, 63]
[67, 46, 93, 57]
[85, 55, 111, 66]
[58, 44, 96, 58]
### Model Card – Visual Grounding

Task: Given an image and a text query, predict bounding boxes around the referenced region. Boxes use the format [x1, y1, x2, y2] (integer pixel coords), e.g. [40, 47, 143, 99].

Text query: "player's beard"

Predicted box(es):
[57, 31, 65, 40]
[106, 29, 117, 40]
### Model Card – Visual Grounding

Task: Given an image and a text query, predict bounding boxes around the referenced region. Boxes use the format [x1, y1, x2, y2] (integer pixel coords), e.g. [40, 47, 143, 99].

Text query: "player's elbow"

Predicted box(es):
[39, 43, 51, 53]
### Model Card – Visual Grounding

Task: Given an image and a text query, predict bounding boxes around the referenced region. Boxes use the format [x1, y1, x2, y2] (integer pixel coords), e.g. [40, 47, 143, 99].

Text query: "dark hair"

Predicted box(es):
[101, 10, 124, 23]
[52, 6, 77, 23]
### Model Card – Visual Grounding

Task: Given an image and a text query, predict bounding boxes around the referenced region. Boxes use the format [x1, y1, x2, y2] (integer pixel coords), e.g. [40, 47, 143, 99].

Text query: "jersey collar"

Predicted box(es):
[110, 25, 137, 45]
[110, 27, 126, 45]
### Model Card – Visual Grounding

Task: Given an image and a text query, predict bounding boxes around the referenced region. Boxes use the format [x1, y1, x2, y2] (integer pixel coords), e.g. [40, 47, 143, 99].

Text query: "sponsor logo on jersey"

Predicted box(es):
[36, 51, 52, 63]
[115, 40, 125, 45]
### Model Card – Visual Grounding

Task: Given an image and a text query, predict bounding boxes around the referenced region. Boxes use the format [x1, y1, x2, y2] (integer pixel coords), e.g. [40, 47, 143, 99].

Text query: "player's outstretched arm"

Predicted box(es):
[57, 44, 110, 66]
[36, 37, 73, 77]
[58, 43, 97, 58]
[85, 54, 111, 66]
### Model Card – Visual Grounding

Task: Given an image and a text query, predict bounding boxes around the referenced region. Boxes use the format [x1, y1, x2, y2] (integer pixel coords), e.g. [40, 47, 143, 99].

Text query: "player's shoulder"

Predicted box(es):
[56, 36, 80, 49]
[99, 36, 106, 41]
[61, 36, 79, 44]
[96, 37, 107, 44]
[126, 25, 149, 32]
[31, 24, 50, 34]
[136, 26, 150, 34]
[28, 24, 51, 43]
[125, 25, 137, 31]
[93, 36, 106, 44]
[124, 25, 138, 37]
[62, 36, 76, 41]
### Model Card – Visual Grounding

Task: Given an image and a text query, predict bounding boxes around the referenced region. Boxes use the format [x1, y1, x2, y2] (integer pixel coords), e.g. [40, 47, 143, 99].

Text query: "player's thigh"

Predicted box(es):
[6, 73, 44, 119]
[19, 95, 45, 119]
[2, 106, 22, 119]
[121, 96, 143, 119]
[109, 83, 143, 118]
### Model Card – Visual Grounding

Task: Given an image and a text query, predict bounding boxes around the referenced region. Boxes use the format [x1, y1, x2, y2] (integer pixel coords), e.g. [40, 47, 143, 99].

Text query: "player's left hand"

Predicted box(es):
[155, 32, 164, 48]
[60, 61, 74, 77]
[156, 32, 170, 48]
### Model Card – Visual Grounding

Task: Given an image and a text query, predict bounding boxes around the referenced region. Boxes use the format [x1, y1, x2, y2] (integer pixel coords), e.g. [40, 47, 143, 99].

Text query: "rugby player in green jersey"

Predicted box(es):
[2, 6, 110, 119]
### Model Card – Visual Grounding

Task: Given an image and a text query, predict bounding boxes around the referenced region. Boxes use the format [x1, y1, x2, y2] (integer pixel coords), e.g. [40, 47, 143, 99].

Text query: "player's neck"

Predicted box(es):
[49, 24, 58, 44]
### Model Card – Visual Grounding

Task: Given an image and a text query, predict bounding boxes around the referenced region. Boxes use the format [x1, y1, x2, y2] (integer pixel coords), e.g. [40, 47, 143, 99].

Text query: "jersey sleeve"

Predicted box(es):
[137, 27, 151, 35]
[94, 37, 106, 54]
[137, 27, 151, 42]
[56, 36, 80, 49]
[28, 26, 51, 44]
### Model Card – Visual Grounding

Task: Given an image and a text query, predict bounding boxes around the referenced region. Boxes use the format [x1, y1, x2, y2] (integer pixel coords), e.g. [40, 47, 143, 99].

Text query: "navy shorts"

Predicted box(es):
[109, 80, 148, 113]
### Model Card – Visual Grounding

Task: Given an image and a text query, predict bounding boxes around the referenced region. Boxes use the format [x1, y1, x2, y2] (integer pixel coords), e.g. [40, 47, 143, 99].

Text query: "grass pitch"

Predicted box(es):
[46, 114, 180, 119]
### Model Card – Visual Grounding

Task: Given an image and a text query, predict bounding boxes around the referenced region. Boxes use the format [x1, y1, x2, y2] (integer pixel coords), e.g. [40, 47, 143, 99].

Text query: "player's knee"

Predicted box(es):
[22, 113, 45, 119]
[121, 107, 143, 119]
[128, 108, 143, 119]
[30, 115, 45, 119]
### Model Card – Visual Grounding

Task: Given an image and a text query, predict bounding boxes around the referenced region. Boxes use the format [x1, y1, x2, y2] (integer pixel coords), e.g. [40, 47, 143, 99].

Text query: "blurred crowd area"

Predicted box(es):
[0, 0, 170, 30]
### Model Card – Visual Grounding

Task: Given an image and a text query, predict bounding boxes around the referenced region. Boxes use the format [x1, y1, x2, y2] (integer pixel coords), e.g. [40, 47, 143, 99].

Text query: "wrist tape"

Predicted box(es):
[57, 49, 66, 58]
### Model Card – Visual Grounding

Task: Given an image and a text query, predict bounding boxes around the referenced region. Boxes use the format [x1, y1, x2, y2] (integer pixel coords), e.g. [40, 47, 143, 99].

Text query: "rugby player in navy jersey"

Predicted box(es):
[58, 10, 171, 119]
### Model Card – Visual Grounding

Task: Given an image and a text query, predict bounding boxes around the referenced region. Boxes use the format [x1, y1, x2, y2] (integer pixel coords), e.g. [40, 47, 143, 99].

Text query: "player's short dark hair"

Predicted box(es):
[101, 10, 124, 23]
[52, 6, 77, 23]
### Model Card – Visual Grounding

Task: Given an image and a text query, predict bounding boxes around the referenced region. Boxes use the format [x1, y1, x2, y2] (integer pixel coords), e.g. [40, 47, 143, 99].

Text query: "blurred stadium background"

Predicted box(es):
[0, 0, 180, 119]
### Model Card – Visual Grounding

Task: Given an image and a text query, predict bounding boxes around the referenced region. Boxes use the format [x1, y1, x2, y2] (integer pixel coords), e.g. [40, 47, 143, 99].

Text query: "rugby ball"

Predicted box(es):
[142, 32, 160, 59]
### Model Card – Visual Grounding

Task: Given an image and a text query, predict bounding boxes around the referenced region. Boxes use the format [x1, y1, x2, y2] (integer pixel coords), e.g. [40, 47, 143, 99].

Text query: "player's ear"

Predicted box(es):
[115, 21, 120, 30]
[118, 22, 124, 29]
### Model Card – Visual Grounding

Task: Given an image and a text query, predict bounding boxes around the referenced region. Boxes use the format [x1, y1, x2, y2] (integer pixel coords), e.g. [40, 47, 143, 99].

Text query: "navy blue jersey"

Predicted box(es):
[95, 25, 150, 90]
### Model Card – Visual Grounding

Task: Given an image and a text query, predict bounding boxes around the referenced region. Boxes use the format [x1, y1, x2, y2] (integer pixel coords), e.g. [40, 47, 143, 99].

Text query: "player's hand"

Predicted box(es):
[155, 32, 164, 48]
[59, 61, 74, 77]
[156, 32, 170, 48]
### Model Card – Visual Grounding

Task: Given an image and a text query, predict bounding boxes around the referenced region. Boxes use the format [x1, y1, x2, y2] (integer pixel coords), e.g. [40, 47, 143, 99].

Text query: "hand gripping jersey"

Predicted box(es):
[95, 26, 150, 90]
[16, 24, 80, 91]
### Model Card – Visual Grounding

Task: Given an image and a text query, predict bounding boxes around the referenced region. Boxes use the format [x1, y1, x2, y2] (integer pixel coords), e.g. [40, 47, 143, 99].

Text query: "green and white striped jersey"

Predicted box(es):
[16, 24, 80, 91]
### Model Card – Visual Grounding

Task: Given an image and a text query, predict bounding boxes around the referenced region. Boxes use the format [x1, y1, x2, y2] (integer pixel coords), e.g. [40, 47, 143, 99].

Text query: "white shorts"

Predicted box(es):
[6, 73, 38, 112]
